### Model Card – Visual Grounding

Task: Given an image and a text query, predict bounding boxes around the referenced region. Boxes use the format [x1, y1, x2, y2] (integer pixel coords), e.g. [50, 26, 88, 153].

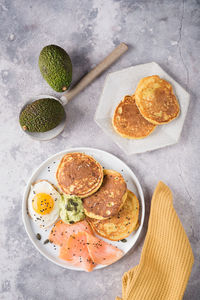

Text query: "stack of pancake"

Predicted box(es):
[56, 152, 140, 241]
[113, 75, 180, 139]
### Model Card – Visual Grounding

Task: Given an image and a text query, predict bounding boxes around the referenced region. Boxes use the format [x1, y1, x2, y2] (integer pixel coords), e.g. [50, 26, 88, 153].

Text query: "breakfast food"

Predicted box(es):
[19, 98, 65, 132]
[85, 232, 123, 265]
[112, 75, 180, 140]
[39, 44, 72, 92]
[49, 219, 123, 272]
[28, 180, 61, 228]
[49, 219, 93, 246]
[27, 152, 141, 272]
[59, 232, 95, 272]
[59, 194, 85, 224]
[112, 95, 156, 139]
[87, 190, 139, 240]
[83, 169, 127, 220]
[59, 231, 123, 272]
[135, 75, 180, 125]
[56, 152, 103, 198]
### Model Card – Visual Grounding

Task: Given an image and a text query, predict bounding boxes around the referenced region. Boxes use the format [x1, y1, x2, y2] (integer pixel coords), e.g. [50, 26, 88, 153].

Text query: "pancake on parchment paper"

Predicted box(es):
[56, 152, 103, 198]
[83, 169, 127, 220]
[87, 190, 139, 241]
[135, 75, 180, 125]
[112, 95, 156, 139]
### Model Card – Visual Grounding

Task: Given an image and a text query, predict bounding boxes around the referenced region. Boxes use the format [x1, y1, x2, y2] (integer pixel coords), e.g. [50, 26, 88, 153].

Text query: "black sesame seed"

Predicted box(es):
[43, 239, 49, 245]
[36, 233, 41, 240]
[121, 239, 127, 243]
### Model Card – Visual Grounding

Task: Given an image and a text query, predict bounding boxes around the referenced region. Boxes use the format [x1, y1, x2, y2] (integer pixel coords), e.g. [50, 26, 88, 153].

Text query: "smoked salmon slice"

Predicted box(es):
[59, 232, 95, 272]
[49, 220, 93, 246]
[50, 221, 123, 271]
[85, 232, 123, 265]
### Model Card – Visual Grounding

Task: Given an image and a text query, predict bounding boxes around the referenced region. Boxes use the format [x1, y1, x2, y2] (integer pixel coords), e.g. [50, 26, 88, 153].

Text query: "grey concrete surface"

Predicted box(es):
[0, 0, 200, 299]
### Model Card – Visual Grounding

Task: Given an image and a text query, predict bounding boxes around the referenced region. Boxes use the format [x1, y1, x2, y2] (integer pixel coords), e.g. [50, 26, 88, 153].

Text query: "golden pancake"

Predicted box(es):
[112, 95, 156, 139]
[135, 75, 180, 125]
[56, 152, 103, 198]
[87, 190, 139, 241]
[83, 169, 127, 220]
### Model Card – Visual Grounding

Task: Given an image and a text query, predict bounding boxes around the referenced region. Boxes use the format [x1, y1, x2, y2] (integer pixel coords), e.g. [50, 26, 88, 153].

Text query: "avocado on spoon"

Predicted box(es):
[20, 43, 128, 141]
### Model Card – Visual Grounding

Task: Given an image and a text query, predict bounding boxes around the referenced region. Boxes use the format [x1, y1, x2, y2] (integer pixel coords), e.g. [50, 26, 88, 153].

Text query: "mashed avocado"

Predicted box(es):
[59, 194, 85, 224]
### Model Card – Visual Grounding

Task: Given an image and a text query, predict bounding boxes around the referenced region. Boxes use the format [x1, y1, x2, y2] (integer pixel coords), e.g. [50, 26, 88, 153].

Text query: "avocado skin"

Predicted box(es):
[39, 45, 72, 92]
[19, 98, 65, 132]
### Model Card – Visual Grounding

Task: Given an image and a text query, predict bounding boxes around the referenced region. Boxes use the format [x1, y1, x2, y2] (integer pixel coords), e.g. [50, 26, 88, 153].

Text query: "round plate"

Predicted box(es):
[22, 147, 145, 271]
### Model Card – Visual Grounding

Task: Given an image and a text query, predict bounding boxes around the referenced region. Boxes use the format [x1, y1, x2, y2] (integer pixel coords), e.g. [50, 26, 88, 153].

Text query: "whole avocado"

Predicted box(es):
[39, 45, 72, 92]
[19, 98, 65, 132]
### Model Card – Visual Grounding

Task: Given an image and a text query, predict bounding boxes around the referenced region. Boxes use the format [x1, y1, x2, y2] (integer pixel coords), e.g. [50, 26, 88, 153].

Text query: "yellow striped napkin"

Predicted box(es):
[116, 181, 194, 300]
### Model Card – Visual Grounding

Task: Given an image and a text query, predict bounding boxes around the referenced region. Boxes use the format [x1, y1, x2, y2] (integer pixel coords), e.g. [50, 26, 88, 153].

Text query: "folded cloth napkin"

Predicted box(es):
[116, 181, 194, 300]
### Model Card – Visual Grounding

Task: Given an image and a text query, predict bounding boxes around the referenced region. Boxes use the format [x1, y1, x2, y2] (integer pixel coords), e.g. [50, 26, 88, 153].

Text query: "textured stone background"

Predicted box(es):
[0, 0, 200, 299]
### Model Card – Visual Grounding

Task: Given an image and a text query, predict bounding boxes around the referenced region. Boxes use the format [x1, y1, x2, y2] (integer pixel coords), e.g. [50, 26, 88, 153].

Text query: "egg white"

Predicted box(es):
[28, 180, 61, 229]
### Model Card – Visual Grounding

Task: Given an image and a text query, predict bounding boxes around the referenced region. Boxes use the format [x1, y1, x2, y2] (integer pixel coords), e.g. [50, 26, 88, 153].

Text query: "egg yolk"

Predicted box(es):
[32, 193, 54, 215]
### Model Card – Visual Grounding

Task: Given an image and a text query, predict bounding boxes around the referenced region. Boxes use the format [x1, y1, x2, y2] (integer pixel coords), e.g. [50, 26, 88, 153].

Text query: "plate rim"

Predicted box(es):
[22, 147, 145, 271]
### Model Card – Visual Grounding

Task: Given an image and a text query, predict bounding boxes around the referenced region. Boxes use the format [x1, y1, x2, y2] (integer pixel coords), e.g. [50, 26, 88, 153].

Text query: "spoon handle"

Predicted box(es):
[60, 42, 128, 105]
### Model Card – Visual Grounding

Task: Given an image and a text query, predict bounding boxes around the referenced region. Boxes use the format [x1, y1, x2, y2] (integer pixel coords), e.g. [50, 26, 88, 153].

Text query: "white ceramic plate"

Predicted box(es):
[95, 62, 190, 155]
[22, 147, 145, 271]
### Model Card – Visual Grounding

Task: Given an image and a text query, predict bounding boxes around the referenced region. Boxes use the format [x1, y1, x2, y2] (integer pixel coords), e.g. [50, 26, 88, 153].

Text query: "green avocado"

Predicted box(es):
[39, 45, 72, 92]
[19, 98, 65, 132]
[59, 194, 85, 224]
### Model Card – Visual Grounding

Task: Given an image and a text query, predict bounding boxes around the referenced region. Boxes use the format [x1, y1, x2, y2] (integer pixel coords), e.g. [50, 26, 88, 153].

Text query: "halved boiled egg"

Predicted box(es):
[28, 180, 61, 229]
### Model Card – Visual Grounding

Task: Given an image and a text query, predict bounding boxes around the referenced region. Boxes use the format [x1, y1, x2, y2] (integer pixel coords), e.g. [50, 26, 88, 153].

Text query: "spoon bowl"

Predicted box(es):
[21, 95, 67, 141]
